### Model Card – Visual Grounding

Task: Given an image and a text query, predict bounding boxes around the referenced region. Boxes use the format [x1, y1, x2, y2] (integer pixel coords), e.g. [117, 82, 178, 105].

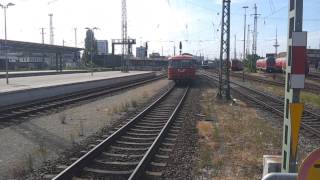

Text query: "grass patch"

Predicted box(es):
[248, 81, 320, 107]
[195, 89, 282, 179]
[10, 154, 34, 179]
[301, 92, 320, 107]
[131, 99, 138, 107]
[59, 114, 67, 124]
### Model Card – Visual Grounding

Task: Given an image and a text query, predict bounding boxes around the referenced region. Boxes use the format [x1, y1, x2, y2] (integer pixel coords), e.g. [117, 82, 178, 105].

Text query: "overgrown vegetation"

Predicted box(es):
[82, 29, 98, 67]
[243, 54, 262, 73]
[195, 89, 282, 179]
[301, 92, 320, 107]
[246, 81, 320, 107]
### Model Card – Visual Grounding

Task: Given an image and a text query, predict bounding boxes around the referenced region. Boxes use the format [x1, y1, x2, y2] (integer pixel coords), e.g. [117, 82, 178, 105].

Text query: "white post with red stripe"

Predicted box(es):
[281, 0, 306, 173]
[290, 32, 307, 88]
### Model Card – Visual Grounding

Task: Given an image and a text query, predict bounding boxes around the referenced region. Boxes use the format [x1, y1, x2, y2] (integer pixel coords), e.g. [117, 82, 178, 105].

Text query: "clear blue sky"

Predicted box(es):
[163, 0, 320, 58]
[1, 0, 319, 59]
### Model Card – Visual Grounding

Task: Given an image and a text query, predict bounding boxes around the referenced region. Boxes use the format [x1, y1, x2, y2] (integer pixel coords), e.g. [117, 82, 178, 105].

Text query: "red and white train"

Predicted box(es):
[231, 59, 244, 71]
[168, 54, 196, 82]
[256, 57, 277, 72]
[275, 57, 286, 72]
[256, 57, 309, 75]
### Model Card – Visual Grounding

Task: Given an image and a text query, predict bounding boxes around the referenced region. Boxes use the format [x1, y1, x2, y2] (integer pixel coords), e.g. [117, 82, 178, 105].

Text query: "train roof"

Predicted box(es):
[168, 55, 193, 60]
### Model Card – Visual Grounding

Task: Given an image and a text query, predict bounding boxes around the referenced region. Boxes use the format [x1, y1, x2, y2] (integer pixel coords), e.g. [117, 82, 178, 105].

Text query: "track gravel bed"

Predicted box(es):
[220, 73, 320, 165]
[161, 80, 201, 179]
[254, 107, 320, 164]
[202, 71, 320, 173]
[0, 79, 173, 179]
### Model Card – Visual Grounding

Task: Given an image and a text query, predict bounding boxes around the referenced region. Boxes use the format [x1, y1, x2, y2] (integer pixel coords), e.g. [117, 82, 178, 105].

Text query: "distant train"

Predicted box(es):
[201, 60, 209, 69]
[168, 54, 196, 82]
[256, 57, 277, 72]
[257, 57, 309, 75]
[231, 59, 244, 71]
[275, 58, 286, 72]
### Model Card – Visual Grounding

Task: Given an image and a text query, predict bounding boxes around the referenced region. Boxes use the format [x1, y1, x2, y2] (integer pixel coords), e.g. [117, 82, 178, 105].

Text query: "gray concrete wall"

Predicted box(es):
[0, 72, 155, 108]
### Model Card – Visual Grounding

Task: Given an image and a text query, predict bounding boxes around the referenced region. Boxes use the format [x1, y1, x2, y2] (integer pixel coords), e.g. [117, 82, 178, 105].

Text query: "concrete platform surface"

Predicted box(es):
[0, 71, 151, 93]
[0, 70, 88, 78]
[0, 70, 84, 75]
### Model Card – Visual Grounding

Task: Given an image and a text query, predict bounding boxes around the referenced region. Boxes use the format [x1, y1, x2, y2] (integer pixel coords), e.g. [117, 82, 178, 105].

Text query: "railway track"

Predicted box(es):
[0, 74, 165, 129]
[308, 72, 320, 82]
[210, 69, 320, 93]
[201, 71, 320, 139]
[49, 85, 189, 180]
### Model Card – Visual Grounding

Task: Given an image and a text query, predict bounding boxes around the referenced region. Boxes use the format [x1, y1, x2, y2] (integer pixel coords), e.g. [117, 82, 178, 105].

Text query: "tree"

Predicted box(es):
[82, 29, 98, 66]
[244, 54, 261, 73]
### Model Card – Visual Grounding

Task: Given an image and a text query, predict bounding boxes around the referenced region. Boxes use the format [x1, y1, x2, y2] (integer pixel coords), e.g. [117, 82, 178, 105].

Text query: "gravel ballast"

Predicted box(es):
[0, 79, 172, 179]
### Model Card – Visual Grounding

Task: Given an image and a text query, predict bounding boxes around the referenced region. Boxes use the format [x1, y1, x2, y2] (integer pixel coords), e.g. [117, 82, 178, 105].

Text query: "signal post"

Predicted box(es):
[281, 0, 306, 173]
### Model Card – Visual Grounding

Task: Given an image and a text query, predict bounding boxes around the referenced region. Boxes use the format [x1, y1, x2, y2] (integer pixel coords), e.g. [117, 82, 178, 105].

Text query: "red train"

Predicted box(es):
[256, 57, 277, 72]
[275, 58, 286, 72]
[168, 54, 196, 82]
[231, 59, 244, 71]
[257, 57, 309, 75]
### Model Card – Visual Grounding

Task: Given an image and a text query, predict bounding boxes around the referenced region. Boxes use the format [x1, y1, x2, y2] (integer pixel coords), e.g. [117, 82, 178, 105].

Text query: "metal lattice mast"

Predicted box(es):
[246, 24, 251, 56]
[273, 27, 280, 55]
[121, 0, 128, 72]
[242, 6, 248, 60]
[252, 4, 259, 56]
[49, 14, 54, 45]
[217, 0, 231, 100]
[74, 28, 77, 47]
[40, 28, 45, 44]
[234, 34, 237, 59]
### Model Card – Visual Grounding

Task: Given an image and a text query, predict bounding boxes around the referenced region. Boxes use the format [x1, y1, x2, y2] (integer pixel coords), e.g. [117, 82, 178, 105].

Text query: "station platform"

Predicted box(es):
[0, 70, 88, 78]
[0, 71, 155, 108]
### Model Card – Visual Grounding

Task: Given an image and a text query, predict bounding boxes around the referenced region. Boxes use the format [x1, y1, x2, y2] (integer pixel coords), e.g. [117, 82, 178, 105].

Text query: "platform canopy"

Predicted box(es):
[0, 39, 84, 54]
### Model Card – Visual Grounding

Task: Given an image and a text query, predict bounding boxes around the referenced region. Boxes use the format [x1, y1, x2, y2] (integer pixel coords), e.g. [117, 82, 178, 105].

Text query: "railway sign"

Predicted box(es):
[282, 0, 306, 173]
[298, 148, 320, 180]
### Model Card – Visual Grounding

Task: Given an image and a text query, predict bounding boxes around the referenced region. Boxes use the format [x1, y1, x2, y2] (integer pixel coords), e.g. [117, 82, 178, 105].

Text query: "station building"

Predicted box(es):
[136, 46, 147, 59]
[97, 40, 109, 55]
[0, 39, 83, 71]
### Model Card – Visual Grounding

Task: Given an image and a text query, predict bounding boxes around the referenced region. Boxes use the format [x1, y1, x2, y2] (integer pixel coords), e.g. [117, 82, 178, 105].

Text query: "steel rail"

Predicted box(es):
[128, 86, 189, 180]
[202, 71, 320, 138]
[204, 71, 320, 119]
[211, 69, 320, 93]
[0, 74, 165, 122]
[238, 72, 319, 93]
[53, 84, 188, 180]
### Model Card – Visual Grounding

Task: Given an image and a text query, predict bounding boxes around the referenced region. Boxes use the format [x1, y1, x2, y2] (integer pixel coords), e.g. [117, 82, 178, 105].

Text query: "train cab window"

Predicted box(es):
[169, 60, 194, 68]
[266, 57, 276, 65]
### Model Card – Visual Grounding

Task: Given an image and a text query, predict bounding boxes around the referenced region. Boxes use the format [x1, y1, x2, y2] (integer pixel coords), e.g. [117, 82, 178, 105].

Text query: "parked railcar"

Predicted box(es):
[275, 57, 309, 75]
[168, 55, 196, 82]
[231, 59, 244, 71]
[256, 57, 276, 72]
[275, 58, 286, 72]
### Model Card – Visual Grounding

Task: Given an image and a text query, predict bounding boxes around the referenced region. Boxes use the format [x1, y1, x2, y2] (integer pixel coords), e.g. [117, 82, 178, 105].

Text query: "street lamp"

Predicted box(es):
[0, 2, 15, 85]
[85, 27, 98, 75]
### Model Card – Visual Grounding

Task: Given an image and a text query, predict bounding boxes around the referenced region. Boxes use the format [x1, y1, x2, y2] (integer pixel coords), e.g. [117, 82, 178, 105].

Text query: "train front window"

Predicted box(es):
[169, 60, 193, 68]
